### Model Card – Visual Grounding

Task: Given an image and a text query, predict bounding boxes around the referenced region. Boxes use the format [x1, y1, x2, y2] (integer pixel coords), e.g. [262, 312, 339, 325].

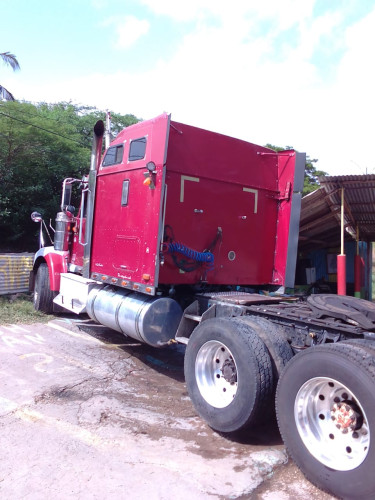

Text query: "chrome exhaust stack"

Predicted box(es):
[83, 120, 105, 278]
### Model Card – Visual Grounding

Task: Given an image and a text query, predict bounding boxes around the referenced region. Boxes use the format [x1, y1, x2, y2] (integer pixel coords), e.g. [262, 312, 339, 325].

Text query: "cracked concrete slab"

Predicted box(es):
[0, 317, 334, 499]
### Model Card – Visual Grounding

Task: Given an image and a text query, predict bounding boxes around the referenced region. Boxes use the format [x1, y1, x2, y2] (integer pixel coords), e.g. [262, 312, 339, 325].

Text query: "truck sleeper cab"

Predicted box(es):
[30, 114, 375, 499]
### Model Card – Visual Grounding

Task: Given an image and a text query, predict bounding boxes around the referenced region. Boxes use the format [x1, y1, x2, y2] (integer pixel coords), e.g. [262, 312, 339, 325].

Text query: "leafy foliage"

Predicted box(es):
[264, 144, 327, 196]
[0, 294, 53, 324]
[0, 51, 20, 101]
[0, 101, 139, 251]
[0, 52, 20, 70]
[303, 157, 327, 195]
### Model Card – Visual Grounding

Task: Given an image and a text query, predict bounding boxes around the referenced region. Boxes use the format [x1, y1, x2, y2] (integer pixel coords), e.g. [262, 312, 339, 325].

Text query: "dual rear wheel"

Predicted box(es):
[277, 341, 375, 498]
[184, 316, 291, 432]
[184, 318, 375, 498]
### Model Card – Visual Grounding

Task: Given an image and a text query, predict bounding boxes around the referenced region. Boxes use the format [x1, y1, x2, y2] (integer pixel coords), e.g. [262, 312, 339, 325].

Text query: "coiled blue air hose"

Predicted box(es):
[164, 242, 214, 267]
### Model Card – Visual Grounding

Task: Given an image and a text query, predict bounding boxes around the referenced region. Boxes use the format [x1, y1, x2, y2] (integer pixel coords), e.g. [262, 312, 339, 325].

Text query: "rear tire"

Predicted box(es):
[33, 263, 55, 314]
[342, 338, 375, 354]
[233, 316, 293, 419]
[184, 317, 273, 433]
[233, 316, 293, 378]
[276, 343, 375, 499]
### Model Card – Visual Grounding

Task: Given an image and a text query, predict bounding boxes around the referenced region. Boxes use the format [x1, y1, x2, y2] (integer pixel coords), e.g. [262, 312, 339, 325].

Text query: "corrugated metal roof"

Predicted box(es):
[299, 174, 375, 250]
[0, 253, 34, 295]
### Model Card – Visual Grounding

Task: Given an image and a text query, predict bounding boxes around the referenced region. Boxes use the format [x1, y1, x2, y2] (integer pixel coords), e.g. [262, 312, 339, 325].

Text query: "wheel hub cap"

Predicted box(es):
[331, 401, 361, 433]
[221, 359, 237, 384]
[195, 340, 238, 408]
[294, 377, 370, 471]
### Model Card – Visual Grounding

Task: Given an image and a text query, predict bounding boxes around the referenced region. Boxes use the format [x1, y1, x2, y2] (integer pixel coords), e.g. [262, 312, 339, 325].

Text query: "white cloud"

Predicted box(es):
[303, 7, 375, 175]
[104, 15, 150, 49]
[140, 0, 316, 28]
[6, 2, 375, 176]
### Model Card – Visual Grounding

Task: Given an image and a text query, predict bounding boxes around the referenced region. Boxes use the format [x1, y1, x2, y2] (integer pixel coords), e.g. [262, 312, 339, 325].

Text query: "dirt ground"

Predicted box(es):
[0, 316, 335, 499]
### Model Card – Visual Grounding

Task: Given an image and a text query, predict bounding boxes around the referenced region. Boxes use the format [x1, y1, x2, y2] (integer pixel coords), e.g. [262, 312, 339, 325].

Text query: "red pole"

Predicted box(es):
[337, 254, 346, 295]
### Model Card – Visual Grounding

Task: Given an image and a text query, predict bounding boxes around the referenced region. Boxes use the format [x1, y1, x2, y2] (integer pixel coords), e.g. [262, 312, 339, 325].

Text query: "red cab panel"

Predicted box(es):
[90, 113, 170, 293]
[89, 114, 302, 293]
[159, 121, 296, 287]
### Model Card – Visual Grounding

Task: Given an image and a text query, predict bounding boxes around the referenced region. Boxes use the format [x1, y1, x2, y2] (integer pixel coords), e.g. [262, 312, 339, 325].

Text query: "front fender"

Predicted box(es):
[33, 247, 68, 291]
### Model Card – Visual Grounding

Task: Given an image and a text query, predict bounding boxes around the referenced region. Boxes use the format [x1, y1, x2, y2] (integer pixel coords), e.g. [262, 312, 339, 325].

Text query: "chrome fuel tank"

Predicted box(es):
[86, 286, 183, 347]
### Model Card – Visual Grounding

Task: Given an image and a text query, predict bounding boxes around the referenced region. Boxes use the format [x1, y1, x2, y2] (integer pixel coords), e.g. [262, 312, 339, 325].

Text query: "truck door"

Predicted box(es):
[90, 113, 170, 295]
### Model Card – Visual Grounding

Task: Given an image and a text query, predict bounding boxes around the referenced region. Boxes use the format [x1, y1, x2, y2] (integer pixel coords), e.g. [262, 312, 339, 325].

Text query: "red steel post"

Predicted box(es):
[337, 254, 346, 296]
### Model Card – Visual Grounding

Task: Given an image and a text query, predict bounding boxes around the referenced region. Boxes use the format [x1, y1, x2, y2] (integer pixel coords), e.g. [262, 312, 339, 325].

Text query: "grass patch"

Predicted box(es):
[0, 294, 54, 325]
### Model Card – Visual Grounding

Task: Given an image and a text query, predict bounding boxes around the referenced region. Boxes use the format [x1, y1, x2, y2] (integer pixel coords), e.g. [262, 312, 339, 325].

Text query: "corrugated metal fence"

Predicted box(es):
[0, 253, 34, 295]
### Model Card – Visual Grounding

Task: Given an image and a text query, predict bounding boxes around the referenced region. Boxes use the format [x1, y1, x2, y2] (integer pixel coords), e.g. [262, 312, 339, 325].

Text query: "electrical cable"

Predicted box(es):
[0, 101, 102, 125]
[0, 102, 71, 123]
[0, 111, 86, 146]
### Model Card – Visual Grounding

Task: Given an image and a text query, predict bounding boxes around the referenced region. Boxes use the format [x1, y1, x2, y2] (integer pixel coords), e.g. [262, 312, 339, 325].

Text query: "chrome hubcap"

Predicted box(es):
[295, 377, 370, 470]
[195, 340, 238, 408]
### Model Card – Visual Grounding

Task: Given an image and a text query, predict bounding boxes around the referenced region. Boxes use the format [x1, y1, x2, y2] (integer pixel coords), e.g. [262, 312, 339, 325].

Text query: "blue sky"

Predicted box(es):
[2, 0, 375, 175]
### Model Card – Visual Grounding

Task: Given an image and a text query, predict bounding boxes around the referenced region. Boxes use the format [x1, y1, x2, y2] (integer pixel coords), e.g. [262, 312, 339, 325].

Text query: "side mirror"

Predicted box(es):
[62, 183, 72, 210]
[31, 211, 42, 223]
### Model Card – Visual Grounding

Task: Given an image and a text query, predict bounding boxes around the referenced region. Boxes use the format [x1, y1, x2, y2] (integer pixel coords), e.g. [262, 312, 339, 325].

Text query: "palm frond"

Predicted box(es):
[0, 85, 15, 101]
[0, 52, 20, 71]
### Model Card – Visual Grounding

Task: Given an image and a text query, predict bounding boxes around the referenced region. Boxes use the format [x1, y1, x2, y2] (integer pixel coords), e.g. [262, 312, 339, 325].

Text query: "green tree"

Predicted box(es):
[0, 101, 139, 250]
[303, 156, 327, 195]
[264, 144, 327, 196]
[0, 52, 20, 101]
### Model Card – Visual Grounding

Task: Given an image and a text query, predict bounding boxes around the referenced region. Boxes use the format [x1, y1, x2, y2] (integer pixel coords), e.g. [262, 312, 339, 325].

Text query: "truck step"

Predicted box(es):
[53, 273, 100, 314]
[175, 301, 217, 344]
[183, 313, 202, 322]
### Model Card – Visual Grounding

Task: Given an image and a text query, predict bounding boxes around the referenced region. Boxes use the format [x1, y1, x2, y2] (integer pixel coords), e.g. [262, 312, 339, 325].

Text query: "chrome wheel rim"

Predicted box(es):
[295, 376, 370, 470]
[195, 340, 238, 408]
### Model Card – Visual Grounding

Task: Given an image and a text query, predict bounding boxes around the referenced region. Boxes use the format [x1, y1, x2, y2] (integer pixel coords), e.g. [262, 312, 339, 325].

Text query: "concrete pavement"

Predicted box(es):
[0, 317, 334, 499]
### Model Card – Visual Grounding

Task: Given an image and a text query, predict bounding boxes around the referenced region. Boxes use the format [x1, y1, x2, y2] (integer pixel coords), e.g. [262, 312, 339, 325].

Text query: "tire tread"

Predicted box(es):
[34, 263, 55, 314]
[276, 342, 375, 499]
[184, 317, 274, 432]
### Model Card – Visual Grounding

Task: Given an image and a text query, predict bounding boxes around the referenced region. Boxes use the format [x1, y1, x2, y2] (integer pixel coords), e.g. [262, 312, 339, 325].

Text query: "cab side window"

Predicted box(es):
[129, 137, 146, 161]
[102, 144, 124, 166]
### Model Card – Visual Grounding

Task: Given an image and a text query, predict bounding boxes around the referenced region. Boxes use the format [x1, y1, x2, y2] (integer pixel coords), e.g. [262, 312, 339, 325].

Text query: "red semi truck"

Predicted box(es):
[30, 114, 375, 498]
